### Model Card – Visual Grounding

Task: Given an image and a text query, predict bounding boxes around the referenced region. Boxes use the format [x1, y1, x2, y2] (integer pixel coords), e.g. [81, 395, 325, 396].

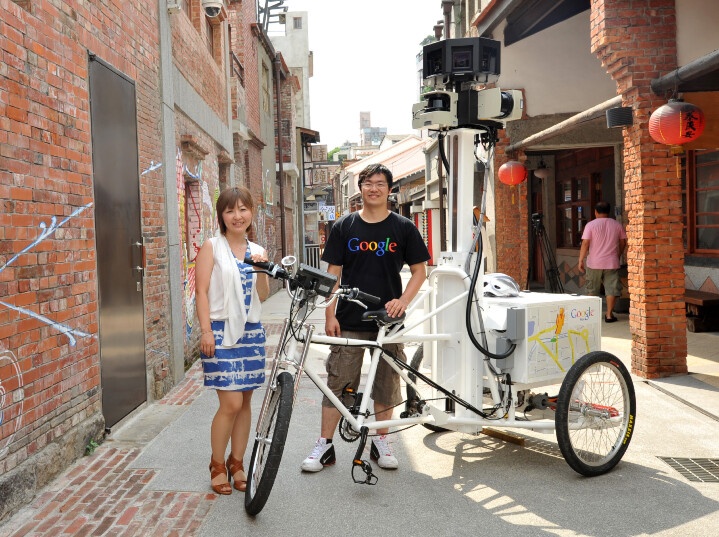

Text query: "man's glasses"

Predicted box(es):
[360, 181, 388, 190]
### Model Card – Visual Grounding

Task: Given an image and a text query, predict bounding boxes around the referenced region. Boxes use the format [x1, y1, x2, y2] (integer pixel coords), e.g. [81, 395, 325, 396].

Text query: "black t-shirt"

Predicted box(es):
[321, 211, 430, 331]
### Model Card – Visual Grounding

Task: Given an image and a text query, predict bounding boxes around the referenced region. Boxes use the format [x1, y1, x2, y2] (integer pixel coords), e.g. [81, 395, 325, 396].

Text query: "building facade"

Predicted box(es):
[0, 0, 306, 519]
[430, 0, 719, 378]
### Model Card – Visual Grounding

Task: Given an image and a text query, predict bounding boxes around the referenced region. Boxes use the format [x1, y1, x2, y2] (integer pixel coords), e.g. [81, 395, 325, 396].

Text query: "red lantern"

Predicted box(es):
[498, 160, 527, 186]
[648, 99, 705, 145]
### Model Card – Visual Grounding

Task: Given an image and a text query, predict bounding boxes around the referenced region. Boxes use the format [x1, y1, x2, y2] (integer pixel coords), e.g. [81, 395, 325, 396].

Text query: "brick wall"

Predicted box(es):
[0, 0, 166, 519]
[171, 3, 228, 123]
[230, 3, 261, 135]
[591, 0, 687, 377]
[493, 134, 530, 286]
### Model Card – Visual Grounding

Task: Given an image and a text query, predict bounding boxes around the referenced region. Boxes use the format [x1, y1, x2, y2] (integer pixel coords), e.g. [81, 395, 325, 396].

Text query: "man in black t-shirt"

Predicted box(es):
[301, 163, 430, 473]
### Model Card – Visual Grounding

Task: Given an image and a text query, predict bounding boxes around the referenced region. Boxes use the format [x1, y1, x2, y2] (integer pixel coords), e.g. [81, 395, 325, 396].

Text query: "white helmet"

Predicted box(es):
[483, 273, 521, 297]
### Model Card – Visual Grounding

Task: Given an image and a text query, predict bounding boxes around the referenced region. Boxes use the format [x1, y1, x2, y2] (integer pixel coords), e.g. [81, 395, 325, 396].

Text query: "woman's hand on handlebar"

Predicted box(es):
[248, 251, 269, 265]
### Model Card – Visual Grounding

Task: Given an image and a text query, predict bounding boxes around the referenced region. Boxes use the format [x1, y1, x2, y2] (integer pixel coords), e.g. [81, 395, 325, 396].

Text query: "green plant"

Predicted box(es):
[85, 439, 99, 455]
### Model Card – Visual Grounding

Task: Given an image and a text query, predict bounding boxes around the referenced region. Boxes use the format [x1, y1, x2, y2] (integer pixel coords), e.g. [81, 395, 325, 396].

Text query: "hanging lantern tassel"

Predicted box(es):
[498, 160, 527, 204]
[648, 99, 705, 147]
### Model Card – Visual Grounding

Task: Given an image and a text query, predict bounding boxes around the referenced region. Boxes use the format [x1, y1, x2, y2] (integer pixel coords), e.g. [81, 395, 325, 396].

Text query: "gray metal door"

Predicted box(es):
[89, 55, 147, 428]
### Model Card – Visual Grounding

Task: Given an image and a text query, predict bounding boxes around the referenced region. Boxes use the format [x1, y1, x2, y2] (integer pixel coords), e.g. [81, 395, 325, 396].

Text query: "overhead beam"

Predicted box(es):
[506, 95, 622, 153]
[474, 0, 523, 37]
[651, 48, 719, 95]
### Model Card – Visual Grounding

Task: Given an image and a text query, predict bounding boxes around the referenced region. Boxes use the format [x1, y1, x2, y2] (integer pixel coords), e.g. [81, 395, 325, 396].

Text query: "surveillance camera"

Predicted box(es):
[202, 0, 223, 18]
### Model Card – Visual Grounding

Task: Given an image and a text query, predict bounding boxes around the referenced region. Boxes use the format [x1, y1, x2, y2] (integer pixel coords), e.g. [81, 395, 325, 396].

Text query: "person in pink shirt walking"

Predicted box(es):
[578, 201, 627, 323]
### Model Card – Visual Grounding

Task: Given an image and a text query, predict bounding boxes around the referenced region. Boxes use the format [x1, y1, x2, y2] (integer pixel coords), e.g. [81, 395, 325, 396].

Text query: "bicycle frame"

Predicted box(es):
[257, 265, 561, 439]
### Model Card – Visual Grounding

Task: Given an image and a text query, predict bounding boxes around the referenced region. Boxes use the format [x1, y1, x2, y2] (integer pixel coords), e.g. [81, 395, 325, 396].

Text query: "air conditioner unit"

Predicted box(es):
[167, 0, 181, 14]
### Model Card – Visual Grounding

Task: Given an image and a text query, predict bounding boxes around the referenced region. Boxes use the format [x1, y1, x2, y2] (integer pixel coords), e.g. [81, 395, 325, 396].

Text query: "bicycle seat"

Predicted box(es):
[361, 309, 405, 326]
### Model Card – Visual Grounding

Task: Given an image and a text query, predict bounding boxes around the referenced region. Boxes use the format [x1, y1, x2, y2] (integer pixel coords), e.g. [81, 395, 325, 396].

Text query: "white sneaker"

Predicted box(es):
[300, 438, 336, 472]
[370, 435, 398, 469]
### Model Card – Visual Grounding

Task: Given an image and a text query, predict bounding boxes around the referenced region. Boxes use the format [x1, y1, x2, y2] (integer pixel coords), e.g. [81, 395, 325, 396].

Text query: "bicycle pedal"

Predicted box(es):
[351, 458, 378, 485]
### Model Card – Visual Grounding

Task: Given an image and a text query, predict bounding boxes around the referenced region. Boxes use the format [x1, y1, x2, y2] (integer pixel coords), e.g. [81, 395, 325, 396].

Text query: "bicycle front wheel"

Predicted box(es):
[245, 371, 294, 515]
[555, 352, 636, 476]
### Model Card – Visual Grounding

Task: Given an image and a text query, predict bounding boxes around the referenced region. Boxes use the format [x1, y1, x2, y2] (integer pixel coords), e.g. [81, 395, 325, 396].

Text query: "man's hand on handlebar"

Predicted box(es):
[385, 297, 409, 318]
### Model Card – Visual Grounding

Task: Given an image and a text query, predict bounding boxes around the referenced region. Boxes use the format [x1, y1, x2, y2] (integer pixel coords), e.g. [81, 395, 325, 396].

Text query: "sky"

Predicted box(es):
[278, 0, 441, 151]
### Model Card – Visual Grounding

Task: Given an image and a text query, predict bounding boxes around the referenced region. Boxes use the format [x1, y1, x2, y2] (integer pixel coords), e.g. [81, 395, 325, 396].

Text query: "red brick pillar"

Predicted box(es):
[493, 135, 529, 286]
[591, 0, 687, 378]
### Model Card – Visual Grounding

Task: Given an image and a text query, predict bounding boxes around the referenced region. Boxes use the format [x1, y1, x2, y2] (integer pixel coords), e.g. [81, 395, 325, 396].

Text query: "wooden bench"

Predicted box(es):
[685, 289, 719, 332]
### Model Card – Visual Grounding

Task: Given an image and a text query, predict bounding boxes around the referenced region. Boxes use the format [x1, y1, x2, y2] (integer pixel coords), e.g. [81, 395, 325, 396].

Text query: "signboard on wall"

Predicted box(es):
[304, 201, 318, 212]
[319, 204, 336, 221]
[311, 144, 328, 162]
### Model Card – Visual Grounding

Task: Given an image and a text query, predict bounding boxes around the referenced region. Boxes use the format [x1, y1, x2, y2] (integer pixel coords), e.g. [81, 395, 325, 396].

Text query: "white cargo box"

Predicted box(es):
[482, 292, 602, 385]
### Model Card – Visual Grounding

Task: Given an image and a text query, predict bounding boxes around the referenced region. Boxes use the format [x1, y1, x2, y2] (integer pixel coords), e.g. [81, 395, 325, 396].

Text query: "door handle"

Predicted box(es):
[133, 239, 146, 269]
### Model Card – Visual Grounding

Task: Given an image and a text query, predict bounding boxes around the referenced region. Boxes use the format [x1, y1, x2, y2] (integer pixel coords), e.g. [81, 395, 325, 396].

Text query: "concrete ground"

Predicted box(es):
[2, 271, 719, 537]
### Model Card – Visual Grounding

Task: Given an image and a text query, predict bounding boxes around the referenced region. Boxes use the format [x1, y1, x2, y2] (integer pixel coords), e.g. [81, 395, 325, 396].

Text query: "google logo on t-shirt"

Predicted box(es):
[348, 237, 397, 257]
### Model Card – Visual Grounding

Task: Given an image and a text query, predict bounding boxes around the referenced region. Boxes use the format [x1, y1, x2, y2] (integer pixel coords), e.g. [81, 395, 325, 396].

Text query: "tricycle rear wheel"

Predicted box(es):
[555, 352, 635, 476]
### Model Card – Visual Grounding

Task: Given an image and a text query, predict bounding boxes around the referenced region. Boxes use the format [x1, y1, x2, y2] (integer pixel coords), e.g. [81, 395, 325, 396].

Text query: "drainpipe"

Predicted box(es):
[434, 20, 444, 41]
[442, 0, 454, 39]
[273, 52, 286, 257]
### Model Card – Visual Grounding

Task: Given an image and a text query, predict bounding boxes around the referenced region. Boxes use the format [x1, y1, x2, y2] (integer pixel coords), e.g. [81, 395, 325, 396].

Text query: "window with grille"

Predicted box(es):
[556, 175, 597, 248]
[681, 150, 719, 254]
[206, 17, 216, 58]
[293, 17, 302, 29]
[262, 63, 270, 113]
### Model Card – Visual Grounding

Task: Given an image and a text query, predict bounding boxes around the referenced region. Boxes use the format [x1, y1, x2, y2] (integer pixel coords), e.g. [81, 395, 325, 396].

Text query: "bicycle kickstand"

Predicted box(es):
[351, 427, 377, 485]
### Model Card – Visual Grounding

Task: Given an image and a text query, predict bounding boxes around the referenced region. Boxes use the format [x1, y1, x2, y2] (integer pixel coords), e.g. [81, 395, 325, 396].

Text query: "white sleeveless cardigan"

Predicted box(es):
[206, 235, 264, 346]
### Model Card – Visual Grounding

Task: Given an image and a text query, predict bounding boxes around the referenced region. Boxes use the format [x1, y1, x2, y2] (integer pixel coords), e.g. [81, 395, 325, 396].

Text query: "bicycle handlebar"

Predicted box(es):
[340, 286, 381, 305]
[243, 257, 290, 280]
[245, 257, 380, 306]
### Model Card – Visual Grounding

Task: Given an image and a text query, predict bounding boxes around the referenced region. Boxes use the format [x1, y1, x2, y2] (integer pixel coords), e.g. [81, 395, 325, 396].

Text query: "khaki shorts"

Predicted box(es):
[323, 330, 406, 408]
[585, 267, 622, 296]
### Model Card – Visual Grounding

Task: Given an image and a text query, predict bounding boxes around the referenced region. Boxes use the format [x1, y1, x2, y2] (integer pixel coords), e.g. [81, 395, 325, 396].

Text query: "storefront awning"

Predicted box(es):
[505, 96, 622, 153]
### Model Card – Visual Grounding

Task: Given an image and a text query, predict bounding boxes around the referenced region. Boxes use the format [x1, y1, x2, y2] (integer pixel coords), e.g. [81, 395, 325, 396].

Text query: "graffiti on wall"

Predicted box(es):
[176, 149, 189, 342]
[0, 350, 24, 459]
[212, 187, 220, 235]
[0, 203, 94, 345]
[201, 181, 213, 240]
[264, 169, 274, 208]
[178, 152, 209, 343]
[141, 161, 163, 176]
[255, 208, 276, 263]
[0, 203, 95, 457]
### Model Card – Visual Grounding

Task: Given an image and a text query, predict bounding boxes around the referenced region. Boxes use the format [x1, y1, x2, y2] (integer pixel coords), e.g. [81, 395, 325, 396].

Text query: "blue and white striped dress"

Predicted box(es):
[201, 248, 266, 391]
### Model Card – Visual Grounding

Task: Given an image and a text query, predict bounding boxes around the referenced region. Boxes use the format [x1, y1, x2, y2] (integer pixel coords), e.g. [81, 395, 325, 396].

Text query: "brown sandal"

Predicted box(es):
[226, 453, 247, 491]
[209, 457, 232, 495]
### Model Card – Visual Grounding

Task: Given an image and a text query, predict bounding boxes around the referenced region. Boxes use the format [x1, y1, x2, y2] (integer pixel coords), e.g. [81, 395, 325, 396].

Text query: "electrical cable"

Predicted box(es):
[462, 135, 516, 361]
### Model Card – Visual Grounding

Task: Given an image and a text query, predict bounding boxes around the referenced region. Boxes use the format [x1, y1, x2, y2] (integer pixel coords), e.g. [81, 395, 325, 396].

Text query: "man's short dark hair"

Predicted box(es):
[358, 163, 393, 189]
[595, 201, 611, 215]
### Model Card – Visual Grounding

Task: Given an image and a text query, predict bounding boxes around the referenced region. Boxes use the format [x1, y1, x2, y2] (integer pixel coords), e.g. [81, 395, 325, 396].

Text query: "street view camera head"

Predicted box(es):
[412, 37, 523, 131]
[423, 37, 501, 88]
[202, 0, 223, 18]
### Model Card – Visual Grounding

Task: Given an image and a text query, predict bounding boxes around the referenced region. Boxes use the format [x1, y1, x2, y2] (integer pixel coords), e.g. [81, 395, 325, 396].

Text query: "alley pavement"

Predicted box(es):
[2, 271, 719, 537]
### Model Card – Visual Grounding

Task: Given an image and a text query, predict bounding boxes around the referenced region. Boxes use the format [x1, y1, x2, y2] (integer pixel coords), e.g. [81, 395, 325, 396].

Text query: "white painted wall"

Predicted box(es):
[676, 0, 719, 67]
[271, 11, 312, 128]
[496, 11, 616, 116]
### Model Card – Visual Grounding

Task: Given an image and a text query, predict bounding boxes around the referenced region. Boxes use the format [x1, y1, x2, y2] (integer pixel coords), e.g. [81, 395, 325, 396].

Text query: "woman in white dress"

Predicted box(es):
[195, 186, 270, 495]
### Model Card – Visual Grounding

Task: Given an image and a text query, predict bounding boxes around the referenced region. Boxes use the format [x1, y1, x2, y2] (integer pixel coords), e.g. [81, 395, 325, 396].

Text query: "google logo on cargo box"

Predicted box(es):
[570, 307, 595, 321]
